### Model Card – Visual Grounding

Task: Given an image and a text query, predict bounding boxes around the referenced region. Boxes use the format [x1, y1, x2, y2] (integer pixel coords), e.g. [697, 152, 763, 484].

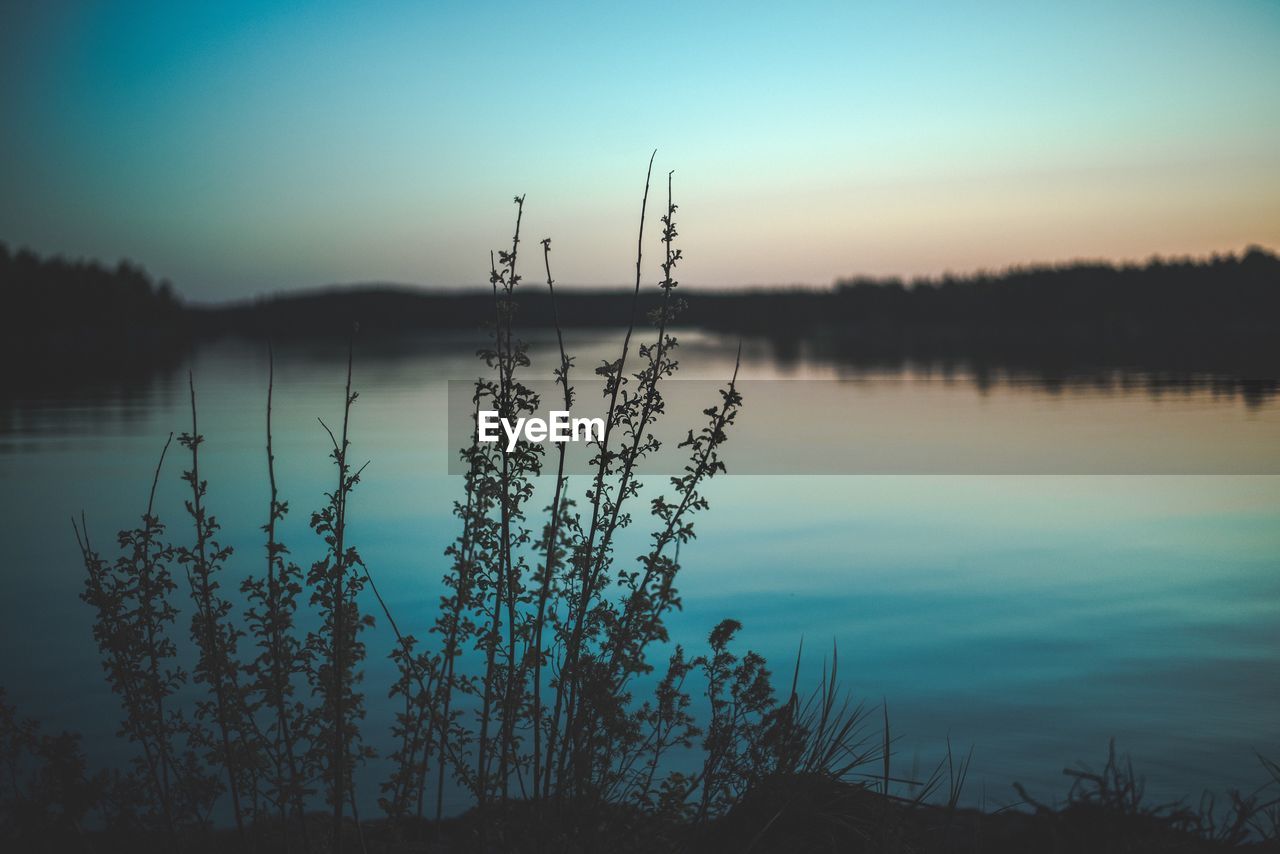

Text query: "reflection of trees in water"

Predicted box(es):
[3, 328, 1274, 446]
[778, 331, 1280, 407]
[0, 355, 184, 440]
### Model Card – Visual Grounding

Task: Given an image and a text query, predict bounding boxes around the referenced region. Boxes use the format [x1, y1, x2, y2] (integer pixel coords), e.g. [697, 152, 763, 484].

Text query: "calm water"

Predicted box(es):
[1, 329, 1278, 813]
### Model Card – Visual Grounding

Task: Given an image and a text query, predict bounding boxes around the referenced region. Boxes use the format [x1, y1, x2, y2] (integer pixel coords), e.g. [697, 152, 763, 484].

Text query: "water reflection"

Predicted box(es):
[5, 328, 1278, 444]
[0, 331, 1276, 814]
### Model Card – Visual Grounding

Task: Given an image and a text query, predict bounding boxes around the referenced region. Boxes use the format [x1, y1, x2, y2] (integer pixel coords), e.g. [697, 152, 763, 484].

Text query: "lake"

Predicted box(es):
[1, 328, 1277, 815]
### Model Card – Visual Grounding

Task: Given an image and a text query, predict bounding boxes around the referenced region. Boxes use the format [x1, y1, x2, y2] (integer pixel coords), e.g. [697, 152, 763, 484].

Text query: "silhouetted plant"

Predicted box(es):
[240, 345, 315, 850]
[428, 391, 491, 823]
[398, 161, 803, 849]
[1014, 740, 1280, 851]
[1254, 754, 1280, 841]
[75, 434, 216, 841]
[378, 628, 437, 827]
[471, 195, 545, 807]
[305, 337, 374, 852]
[176, 375, 261, 840]
[0, 688, 106, 846]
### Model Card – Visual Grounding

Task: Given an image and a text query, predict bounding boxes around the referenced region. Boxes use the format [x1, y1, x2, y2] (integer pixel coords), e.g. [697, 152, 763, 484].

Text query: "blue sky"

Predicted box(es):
[1, 0, 1277, 299]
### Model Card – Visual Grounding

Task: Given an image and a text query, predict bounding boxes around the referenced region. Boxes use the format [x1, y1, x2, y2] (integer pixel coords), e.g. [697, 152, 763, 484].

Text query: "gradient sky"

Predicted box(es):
[1, 0, 1278, 300]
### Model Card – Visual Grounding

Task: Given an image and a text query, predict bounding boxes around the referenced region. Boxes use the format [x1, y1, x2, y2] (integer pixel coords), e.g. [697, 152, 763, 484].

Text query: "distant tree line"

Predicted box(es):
[1, 243, 188, 393]
[7, 240, 1277, 338]
[755, 247, 1280, 387]
[725, 245, 1280, 331]
[3, 241, 1277, 394]
[2, 243, 184, 339]
[196, 246, 1280, 340]
[198, 246, 1280, 395]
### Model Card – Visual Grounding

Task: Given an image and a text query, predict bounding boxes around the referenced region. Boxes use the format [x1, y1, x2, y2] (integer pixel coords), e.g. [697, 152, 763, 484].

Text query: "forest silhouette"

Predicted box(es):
[3, 241, 1279, 402]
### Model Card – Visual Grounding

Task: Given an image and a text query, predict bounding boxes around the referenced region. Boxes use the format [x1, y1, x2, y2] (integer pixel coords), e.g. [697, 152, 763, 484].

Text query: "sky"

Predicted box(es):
[1, 0, 1278, 300]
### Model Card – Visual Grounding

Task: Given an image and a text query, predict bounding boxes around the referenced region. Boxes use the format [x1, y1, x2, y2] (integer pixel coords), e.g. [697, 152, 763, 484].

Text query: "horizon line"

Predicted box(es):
[5, 239, 1276, 309]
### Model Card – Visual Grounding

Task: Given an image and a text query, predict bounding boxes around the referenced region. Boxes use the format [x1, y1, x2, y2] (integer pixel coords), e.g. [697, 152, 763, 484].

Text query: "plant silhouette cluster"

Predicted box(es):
[19, 163, 891, 853]
[2, 169, 1277, 853]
